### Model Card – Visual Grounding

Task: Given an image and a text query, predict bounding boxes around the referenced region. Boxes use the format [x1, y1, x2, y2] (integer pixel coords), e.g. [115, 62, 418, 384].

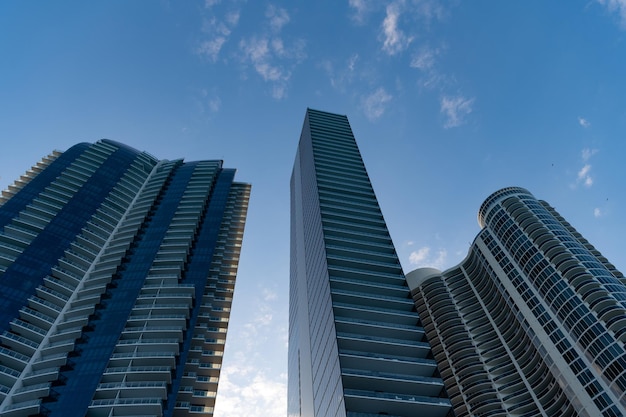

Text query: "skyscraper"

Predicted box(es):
[407, 187, 626, 417]
[0, 139, 250, 417]
[289, 109, 452, 417]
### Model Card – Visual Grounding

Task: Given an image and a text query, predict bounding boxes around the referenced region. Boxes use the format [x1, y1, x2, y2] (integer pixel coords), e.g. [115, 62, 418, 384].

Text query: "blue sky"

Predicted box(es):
[2, 1, 626, 415]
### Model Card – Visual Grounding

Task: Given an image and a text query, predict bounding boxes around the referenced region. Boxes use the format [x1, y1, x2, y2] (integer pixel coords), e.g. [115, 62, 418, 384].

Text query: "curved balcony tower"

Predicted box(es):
[408, 187, 626, 417]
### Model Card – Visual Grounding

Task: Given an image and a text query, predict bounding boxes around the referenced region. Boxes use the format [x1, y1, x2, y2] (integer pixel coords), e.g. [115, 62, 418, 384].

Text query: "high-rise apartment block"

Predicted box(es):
[408, 187, 626, 417]
[0, 140, 250, 417]
[289, 109, 452, 417]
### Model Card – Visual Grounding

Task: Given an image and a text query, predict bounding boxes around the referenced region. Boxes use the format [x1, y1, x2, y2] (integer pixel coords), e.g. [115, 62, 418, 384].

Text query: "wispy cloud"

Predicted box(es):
[362, 87, 392, 120]
[410, 43, 451, 89]
[195, 89, 222, 115]
[196, 8, 241, 62]
[582, 148, 598, 161]
[197, 37, 228, 62]
[348, 0, 372, 24]
[573, 148, 599, 188]
[594, 207, 603, 217]
[208, 95, 221, 113]
[578, 164, 593, 187]
[238, 6, 306, 99]
[596, 0, 626, 28]
[321, 53, 359, 91]
[414, 0, 446, 21]
[440, 95, 475, 128]
[380, 2, 413, 55]
[266, 5, 290, 32]
[409, 246, 447, 269]
[239, 35, 305, 99]
[410, 45, 438, 70]
[239, 37, 279, 80]
[196, 3, 305, 99]
[578, 116, 591, 128]
[348, 53, 359, 72]
[226, 10, 241, 26]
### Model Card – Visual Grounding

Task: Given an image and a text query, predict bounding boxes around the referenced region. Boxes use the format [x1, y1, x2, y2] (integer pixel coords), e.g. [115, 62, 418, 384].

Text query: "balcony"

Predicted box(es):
[333, 303, 420, 328]
[342, 368, 445, 397]
[337, 332, 430, 358]
[344, 388, 451, 417]
[0, 399, 41, 417]
[88, 397, 163, 417]
[335, 318, 423, 345]
[339, 350, 438, 377]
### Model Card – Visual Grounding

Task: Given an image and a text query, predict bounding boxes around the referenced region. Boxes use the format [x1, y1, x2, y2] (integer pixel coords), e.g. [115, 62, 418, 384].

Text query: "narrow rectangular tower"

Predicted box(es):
[0, 139, 250, 417]
[289, 109, 452, 417]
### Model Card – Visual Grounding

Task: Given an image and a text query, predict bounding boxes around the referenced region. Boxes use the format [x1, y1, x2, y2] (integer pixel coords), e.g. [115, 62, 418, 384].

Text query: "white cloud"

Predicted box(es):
[409, 246, 447, 269]
[410, 44, 448, 90]
[240, 37, 270, 66]
[381, 2, 413, 55]
[266, 5, 290, 32]
[239, 36, 289, 96]
[205, 0, 220, 8]
[214, 365, 287, 417]
[582, 148, 598, 161]
[262, 288, 278, 302]
[574, 149, 599, 187]
[196, 89, 222, 115]
[197, 37, 227, 62]
[238, 35, 305, 99]
[410, 45, 438, 70]
[362, 87, 392, 120]
[576, 164, 593, 187]
[348, 0, 371, 23]
[226, 10, 240, 26]
[440, 95, 475, 128]
[348, 53, 359, 72]
[236, 7, 306, 100]
[596, 0, 626, 28]
[208, 95, 222, 113]
[578, 117, 591, 128]
[578, 163, 591, 179]
[204, 16, 231, 37]
[197, 8, 241, 62]
[594, 207, 602, 217]
[413, 0, 446, 21]
[321, 54, 359, 91]
[409, 247, 430, 264]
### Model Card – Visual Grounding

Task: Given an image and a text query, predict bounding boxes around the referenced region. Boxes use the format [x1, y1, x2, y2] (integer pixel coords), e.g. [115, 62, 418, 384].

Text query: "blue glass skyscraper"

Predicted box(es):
[289, 109, 452, 417]
[0, 140, 250, 417]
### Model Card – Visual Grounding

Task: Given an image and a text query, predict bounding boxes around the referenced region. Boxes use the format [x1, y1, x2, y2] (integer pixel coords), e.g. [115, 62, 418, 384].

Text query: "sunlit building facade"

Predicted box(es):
[289, 109, 453, 417]
[0, 139, 250, 417]
[408, 187, 626, 417]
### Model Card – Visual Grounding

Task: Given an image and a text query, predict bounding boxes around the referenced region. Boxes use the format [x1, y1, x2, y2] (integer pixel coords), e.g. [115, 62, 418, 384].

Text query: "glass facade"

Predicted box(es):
[289, 109, 452, 417]
[0, 140, 250, 417]
[408, 187, 626, 417]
